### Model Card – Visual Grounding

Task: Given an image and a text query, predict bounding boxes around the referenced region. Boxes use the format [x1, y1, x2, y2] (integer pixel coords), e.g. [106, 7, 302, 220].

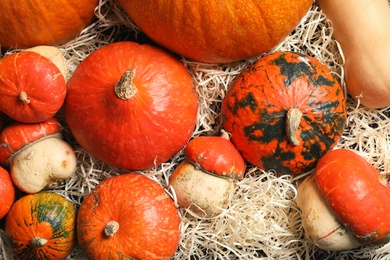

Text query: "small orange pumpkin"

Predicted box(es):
[0, 0, 99, 49]
[77, 173, 181, 260]
[0, 166, 15, 219]
[222, 51, 347, 175]
[2, 192, 76, 260]
[0, 52, 67, 123]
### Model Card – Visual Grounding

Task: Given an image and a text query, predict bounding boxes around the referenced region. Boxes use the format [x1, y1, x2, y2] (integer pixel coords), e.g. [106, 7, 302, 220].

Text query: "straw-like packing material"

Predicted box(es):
[1, 0, 390, 259]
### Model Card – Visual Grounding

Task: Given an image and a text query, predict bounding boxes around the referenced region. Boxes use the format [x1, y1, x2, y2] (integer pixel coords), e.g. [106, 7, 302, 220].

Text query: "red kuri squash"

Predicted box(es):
[2, 192, 76, 260]
[65, 41, 198, 170]
[222, 51, 347, 175]
[0, 0, 98, 49]
[77, 173, 181, 260]
[0, 51, 67, 123]
[0, 166, 15, 220]
[117, 0, 314, 63]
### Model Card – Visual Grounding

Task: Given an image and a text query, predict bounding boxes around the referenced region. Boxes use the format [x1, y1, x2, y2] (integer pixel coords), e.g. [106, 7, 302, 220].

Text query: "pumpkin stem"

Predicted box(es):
[220, 129, 230, 140]
[31, 236, 48, 247]
[286, 108, 302, 146]
[114, 69, 138, 100]
[104, 220, 120, 237]
[18, 91, 30, 104]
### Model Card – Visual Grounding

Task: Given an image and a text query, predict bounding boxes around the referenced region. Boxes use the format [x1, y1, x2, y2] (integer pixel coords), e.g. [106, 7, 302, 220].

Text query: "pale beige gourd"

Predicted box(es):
[317, 0, 390, 108]
[296, 175, 361, 251]
[170, 160, 236, 217]
[11, 136, 77, 194]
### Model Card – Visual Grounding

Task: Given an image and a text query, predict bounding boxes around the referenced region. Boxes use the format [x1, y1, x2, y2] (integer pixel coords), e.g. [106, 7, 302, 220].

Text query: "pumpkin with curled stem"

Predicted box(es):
[0, 0, 98, 49]
[117, 0, 313, 63]
[2, 192, 76, 260]
[65, 41, 198, 170]
[77, 173, 181, 260]
[222, 51, 347, 175]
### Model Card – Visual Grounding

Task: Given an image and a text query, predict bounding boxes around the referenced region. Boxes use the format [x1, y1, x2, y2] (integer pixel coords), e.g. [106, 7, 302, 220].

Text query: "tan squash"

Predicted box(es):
[318, 0, 390, 108]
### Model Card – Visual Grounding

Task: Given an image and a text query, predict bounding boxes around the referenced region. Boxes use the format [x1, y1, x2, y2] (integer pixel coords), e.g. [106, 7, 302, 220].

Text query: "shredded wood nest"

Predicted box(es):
[1, 0, 390, 259]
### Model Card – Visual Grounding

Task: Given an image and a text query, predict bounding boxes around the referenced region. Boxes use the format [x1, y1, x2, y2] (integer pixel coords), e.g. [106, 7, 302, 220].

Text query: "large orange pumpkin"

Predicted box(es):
[222, 51, 347, 175]
[117, 0, 313, 63]
[65, 41, 198, 170]
[77, 173, 181, 260]
[0, 0, 98, 49]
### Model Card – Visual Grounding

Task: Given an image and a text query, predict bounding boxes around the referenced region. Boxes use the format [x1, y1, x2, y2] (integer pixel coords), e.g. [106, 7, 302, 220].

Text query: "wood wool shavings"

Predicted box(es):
[1, 1, 390, 260]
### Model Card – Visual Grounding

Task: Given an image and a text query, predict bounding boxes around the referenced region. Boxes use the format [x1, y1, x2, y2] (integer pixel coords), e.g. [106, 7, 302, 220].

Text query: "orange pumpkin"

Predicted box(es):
[65, 41, 198, 170]
[117, 0, 313, 63]
[0, 166, 15, 219]
[0, 0, 98, 49]
[0, 52, 67, 123]
[3, 192, 76, 260]
[222, 51, 347, 175]
[77, 173, 181, 260]
[315, 149, 390, 245]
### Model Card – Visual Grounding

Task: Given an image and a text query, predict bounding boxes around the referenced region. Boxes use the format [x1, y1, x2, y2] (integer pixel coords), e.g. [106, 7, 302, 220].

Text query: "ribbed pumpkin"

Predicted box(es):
[77, 173, 181, 260]
[117, 0, 313, 63]
[65, 41, 198, 170]
[2, 192, 76, 260]
[0, 0, 98, 49]
[222, 51, 347, 175]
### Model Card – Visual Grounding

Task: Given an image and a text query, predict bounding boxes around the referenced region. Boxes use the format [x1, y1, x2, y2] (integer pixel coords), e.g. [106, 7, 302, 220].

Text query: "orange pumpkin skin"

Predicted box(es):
[0, 166, 15, 219]
[0, 52, 66, 123]
[65, 41, 198, 170]
[77, 173, 181, 260]
[315, 149, 390, 245]
[222, 52, 347, 175]
[117, 0, 313, 63]
[0, 0, 98, 49]
[184, 131, 246, 179]
[3, 192, 76, 260]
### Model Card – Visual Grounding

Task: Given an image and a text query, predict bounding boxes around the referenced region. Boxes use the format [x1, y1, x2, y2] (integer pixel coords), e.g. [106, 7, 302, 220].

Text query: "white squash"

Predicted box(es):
[296, 174, 361, 251]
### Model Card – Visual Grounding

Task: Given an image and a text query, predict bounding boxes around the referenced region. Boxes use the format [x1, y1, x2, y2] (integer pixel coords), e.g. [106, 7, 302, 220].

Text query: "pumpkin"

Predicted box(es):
[77, 173, 181, 260]
[0, 51, 67, 123]
[65, 41, 198, 170]
[0, 0, 98, 49]
[170, 130, 246, 216]
[315, 148, 390, 245]
[317, 0, 390, 108]
[0, 118, 77, 194]
[2, 192, 76, 260]
[222, 51, 347, 175]
[25, 45, 68, 81]
[296, 174, 360, 251]
[117, 0, 314, 63]
[0, 166, 15, 220]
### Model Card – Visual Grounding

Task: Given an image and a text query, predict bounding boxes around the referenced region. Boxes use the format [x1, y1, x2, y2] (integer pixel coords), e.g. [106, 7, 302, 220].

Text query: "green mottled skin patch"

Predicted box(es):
[3, 192, 76, 260]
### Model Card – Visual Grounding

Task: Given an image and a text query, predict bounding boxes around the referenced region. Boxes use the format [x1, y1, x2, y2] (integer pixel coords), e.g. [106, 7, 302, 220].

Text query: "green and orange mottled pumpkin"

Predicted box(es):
[2, 192, 76, 260]
[222, 51, 347, 175]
